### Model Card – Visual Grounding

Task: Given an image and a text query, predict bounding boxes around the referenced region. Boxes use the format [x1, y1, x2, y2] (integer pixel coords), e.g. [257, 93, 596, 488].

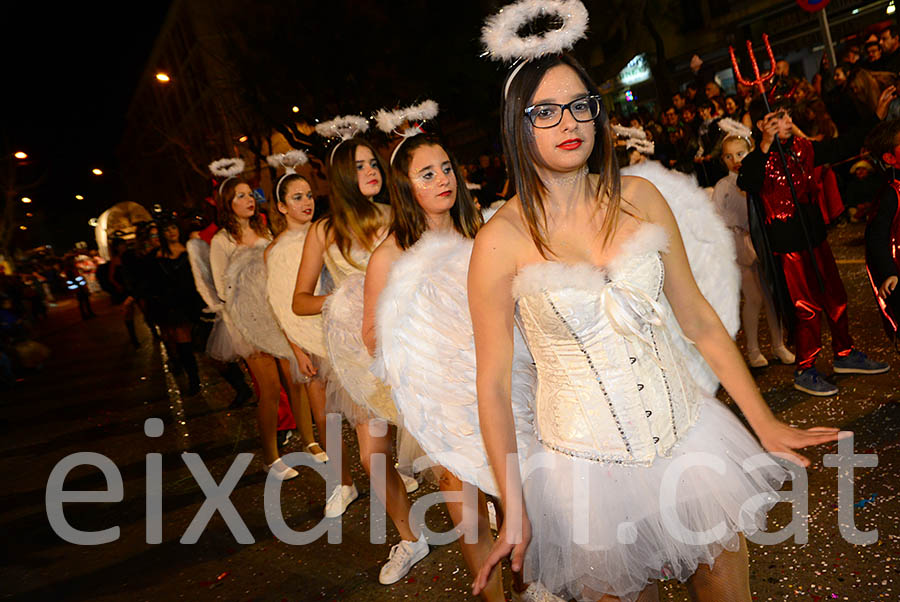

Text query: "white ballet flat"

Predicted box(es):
[306, 442, 329, 463]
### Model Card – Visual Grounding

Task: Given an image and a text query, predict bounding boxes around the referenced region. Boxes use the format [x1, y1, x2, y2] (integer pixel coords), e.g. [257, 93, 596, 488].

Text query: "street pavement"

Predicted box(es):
[0, 221, 897, 602]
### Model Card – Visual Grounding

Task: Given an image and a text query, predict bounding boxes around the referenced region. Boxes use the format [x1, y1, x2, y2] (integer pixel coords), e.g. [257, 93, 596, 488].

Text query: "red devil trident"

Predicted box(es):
[729, 33, 826, 294]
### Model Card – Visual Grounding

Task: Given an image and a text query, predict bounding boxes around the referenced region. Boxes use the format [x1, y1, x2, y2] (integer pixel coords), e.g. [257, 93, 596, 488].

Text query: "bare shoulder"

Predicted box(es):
[369, 233, 403, 271]
[473, 195, 528, 267]
[311, 218, 330, 245]
[620, 174, 668, 222]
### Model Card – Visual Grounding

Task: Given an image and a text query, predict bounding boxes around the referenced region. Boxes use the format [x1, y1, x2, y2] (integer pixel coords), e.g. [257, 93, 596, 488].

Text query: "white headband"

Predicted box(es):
[208, 157, 246, 197]
[481, 0, 589, 97]
[375, 100, 440, 165]
[315, 115, 370, 164]
[266, 150, 310, 203]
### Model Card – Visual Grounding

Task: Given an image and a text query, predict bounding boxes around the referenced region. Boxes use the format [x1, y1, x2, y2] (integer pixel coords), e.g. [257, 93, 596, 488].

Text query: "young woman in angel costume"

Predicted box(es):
[470, 2, 846, 601]
[291, 123, 423, 584]
[206, 164, 317, 481]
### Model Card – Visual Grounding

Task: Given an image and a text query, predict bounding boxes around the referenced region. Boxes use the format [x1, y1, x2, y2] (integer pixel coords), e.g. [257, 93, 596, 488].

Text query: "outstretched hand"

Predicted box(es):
[876, 85, 897, 120]
[756, 419, 850, 467]
[472, 512, 531, 596]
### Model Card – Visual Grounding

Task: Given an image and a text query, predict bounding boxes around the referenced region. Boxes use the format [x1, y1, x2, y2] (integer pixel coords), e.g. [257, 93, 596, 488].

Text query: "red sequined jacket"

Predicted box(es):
[738, 118, 877, 253]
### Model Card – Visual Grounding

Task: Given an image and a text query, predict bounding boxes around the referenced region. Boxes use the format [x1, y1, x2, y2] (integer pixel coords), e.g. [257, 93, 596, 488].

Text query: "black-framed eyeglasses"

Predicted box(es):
[524, 95, 603, 128]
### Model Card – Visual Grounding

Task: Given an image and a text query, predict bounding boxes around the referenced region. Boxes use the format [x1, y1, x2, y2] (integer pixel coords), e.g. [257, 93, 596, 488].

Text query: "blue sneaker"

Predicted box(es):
[833, 350, 890, 375]
[793, 368, 838, 396]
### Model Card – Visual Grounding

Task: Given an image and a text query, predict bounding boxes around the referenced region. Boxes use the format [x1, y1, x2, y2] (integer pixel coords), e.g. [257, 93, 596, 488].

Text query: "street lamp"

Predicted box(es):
[75, 194, 84, 200]
[156, 72, 171, 83]
[292, 106, 300, 113]
[21, 197, 32, 204]
[19, 225, 27, 231]
[238, 135, 248, 142]
[14, 151, 28, 159]
[92, 168, 103, 175]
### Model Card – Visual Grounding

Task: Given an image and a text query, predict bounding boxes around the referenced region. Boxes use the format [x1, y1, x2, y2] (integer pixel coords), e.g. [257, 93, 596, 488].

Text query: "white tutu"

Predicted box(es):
[373, 230, 535, 494]
[206, 312, 255, 362]
[521, 398, 787, 601]
[322, 273, 398, 426]
[223, 245, 295, 361]
[266, 227, 329, 359]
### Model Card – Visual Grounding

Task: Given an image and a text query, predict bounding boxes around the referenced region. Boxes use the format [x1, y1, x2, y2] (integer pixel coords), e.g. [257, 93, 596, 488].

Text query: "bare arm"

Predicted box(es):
[469, 215, 530, 593]
[292, 220, 328, 315]
[640, 179, 843, 465]
[362, 236, 401, 356]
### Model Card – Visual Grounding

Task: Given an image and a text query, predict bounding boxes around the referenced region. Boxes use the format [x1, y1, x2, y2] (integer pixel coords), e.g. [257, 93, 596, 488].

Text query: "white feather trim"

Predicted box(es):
[375, 100, 440, 134]
[314, 115, 369, 140]
[482, 0, 589, 62]
[208, 157, 246, 178]
[266, 149, 308, 172]
[718, 118, 753, 143]
[613, 125, 655, 155]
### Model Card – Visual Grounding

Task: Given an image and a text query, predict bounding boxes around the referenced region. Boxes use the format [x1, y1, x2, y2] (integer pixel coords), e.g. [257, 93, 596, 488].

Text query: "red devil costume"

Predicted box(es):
[866, 178, 900, 343]
[738, 128, 874, 371]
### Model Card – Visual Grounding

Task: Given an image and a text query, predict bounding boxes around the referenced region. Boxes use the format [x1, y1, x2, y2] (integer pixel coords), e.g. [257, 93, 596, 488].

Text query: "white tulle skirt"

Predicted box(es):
[206, 313, 255, 362]
[521, 398, 787, 602]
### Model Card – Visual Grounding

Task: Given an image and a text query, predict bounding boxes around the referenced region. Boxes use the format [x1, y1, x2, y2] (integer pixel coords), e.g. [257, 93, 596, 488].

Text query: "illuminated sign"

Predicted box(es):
[618, 54, 652, 86]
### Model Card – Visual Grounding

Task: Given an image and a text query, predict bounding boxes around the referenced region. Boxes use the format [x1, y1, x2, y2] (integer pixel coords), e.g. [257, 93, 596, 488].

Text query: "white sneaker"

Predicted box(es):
[267, 458, 299, 481]
[511, 582, 566, 602]
[400, 472, 419, 493]
[378, 535, 429, 585]
[747, 349, 768, 368]
[324, 483, 358, 518]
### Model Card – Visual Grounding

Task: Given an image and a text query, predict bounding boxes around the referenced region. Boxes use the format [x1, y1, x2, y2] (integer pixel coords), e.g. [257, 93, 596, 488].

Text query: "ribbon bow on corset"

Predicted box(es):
[598, 277, 667, 363]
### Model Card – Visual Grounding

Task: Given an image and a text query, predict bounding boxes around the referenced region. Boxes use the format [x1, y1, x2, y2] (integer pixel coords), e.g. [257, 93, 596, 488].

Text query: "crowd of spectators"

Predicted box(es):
[611, 22, 900, 224]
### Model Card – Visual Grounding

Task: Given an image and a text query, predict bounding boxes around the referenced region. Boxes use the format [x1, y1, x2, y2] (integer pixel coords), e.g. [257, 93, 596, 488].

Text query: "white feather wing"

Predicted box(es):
[322, 274, 398, 424]
[224, 245, 293, 359]
[186, 238, 221, 310]
[372, 231, 535, 496]
[266, 229, 328, 358]
[621, 161, 740, 394]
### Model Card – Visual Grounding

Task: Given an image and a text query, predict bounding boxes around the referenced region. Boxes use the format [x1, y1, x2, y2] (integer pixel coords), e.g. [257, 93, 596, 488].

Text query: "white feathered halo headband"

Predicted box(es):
[266, 150, 310, 203]
[375, 100, 440, 165]
[612, 125, 654, 156]
[481, 0, 589, 96]
[314, 115, 370, 163]
[717, 118, 754, 148]
[209, 157, 246, 197]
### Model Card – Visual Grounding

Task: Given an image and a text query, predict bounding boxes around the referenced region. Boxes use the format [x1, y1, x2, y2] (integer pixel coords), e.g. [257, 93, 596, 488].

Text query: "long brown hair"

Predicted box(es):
[217, 177, 269, 243]
[388, 135, 482, 250]
[501, 54, 621, 257]
[268, 173, 312, 237]
[848, 68, 900, 115]
[322, 138, 387, 268]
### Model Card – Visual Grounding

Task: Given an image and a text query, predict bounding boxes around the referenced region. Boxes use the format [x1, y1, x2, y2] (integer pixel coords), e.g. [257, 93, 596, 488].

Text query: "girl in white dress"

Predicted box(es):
[209, 176, 308, 481]
[469, 51, 845, 602]
[711, 126, 794, 368]
[365, 134, 517, 598]
[292, 136, 424, 581]
[265, 169, 350, 480]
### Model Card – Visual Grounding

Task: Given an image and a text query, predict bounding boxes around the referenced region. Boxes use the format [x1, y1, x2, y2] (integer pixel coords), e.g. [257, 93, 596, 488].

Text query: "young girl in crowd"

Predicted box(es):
[209, 175, 307, 480]
[292, 134, 424, 583]
[712, 122, 795, 368]
[265, 164, 349, 473]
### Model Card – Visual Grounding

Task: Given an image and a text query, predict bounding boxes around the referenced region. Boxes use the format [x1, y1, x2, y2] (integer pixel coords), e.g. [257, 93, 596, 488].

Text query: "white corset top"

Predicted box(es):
[511, 223, 701, 466]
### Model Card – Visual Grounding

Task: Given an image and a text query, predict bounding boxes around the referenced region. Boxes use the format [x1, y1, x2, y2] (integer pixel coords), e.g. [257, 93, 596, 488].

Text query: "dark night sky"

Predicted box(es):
[5, 3, 173, 250]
